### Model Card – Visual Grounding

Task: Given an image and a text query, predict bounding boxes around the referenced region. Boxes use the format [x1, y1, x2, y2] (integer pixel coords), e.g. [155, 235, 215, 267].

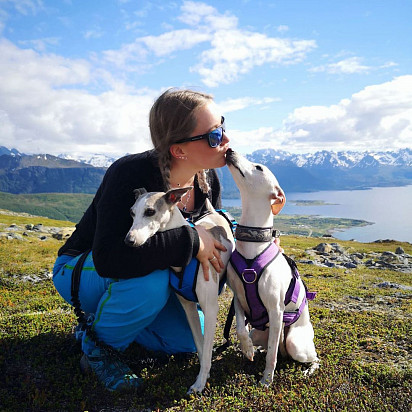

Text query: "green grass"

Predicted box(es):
[0, 214, 410, 411]
[0, 191, 93, 222]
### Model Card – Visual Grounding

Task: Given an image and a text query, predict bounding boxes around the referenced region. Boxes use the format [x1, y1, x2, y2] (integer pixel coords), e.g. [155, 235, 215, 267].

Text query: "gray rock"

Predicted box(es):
[314, 243, 333, 253]
[395, 246, 405, 254]
[300, 242, 412, 273]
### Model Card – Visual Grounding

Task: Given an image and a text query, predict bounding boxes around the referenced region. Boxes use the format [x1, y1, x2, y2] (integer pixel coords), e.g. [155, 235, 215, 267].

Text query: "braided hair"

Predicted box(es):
[149, 88, 213, 193]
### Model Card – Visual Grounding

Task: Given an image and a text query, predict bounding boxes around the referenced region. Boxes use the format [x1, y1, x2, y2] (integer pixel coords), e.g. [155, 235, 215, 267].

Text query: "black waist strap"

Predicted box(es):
[70, 249, 91, 327]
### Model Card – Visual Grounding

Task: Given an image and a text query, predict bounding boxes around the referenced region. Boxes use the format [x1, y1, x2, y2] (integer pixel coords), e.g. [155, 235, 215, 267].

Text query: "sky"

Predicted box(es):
[0, 0, 411, 157]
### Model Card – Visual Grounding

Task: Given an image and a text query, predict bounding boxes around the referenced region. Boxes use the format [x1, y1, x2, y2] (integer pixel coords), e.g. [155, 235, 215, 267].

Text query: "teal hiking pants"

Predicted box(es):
[53, 251, 203, 355]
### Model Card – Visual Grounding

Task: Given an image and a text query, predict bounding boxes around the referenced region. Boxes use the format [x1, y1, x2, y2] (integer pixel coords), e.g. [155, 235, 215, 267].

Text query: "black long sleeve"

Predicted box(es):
[58, 150, 222, 279]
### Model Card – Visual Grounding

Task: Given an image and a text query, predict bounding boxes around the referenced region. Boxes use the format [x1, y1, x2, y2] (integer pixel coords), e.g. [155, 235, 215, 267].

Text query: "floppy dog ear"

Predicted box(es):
[164, 186, 193, 205]
[271, 188, 286, 215]
[133, 188, 147, 199]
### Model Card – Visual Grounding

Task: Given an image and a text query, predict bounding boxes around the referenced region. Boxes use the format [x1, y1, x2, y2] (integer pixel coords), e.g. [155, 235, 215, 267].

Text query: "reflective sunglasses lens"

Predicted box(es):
[208, 128, 223, 148]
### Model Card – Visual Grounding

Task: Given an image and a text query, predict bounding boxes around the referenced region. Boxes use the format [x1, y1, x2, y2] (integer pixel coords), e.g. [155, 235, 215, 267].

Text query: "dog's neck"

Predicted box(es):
[236, 198, 274, 258]
[161, 206, 190, 232]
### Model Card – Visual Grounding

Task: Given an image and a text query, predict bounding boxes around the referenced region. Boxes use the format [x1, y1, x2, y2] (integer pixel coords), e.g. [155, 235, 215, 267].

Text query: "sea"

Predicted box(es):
[222, 185, 412, 243]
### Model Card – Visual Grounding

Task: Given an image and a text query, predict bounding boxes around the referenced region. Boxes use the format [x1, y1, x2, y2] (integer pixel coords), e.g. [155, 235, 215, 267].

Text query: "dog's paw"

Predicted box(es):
[187, 382, 205, 395]
[302, 360, 320, 378]
[239, 335, 254, 361]
[259, 375, 273, 387]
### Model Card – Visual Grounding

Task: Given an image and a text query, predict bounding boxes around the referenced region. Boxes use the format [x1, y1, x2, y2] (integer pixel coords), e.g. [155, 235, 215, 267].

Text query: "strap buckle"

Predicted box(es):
[272, 229, 280, 238]
[242, 268, 257, 284]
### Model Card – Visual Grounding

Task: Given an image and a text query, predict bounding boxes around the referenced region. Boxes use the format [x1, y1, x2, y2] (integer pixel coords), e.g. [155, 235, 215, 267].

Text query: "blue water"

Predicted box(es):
[222, 185, 412, 243]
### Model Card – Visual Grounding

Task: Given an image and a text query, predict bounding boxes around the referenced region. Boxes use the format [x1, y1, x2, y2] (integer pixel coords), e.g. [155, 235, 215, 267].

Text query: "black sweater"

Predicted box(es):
[58, 150, 222, 279]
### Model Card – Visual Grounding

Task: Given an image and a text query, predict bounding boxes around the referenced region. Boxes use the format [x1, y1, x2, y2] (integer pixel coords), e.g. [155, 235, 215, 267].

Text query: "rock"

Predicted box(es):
[331, 243, 346, 254]
[377, 282, 412, 291]
[52, 227, 75, 241]
[314, 243, 333, 253]
[351, 253, 364, 260]
[300, 243, 412, 273]
[25, 224, 34, 230]
[395, 246, 405, 254]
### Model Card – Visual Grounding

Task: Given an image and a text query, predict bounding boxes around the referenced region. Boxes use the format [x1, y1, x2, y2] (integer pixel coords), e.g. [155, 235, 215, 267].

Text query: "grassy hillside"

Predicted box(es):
[0, 191, 93, 223]
[0, 212, 410, 411]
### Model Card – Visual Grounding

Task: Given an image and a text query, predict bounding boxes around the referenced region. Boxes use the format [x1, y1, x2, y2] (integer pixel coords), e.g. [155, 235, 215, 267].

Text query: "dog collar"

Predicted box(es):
[235, 224, 280, 242]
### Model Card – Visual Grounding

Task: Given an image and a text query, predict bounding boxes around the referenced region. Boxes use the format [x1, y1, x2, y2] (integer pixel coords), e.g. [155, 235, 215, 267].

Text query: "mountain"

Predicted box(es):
[0, 150, 106, 194]
[0, 146, 411, 195]
[220, 148, 412, 196]
[58, 152, 118, 168]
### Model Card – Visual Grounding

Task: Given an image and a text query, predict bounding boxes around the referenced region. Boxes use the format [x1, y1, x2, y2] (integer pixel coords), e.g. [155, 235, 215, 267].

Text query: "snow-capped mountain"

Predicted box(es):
[58, 152, 119, 168]
[1, 146, 411, 195]
[248, 148, 412, 168]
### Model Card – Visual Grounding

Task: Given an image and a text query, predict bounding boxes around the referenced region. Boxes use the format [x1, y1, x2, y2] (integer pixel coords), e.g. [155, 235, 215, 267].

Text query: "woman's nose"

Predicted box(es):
[222, 131, 230, 144]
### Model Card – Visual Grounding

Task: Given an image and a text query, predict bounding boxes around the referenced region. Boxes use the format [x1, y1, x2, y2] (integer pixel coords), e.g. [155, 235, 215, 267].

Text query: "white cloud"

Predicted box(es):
[101, 1, 316, 86]
[18, 36, 60, 52]
[278, 75, 412, 152]
[194, 30, 316, 87]
[140, 29, 211, 56]
[310, 56, 398, 75]
[2, 0, 44, 16]
[0, 39, 158, 156]
[217, 96, 280, 113]
[277, 25, 289, 33]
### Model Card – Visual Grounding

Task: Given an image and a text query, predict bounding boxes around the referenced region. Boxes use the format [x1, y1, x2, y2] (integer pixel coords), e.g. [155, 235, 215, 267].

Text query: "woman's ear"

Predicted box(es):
[170, 144, 187, 160]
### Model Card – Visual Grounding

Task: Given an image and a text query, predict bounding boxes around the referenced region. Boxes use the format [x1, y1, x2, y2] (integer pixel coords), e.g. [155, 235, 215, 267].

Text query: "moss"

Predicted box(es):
[0, 214, 410, 411]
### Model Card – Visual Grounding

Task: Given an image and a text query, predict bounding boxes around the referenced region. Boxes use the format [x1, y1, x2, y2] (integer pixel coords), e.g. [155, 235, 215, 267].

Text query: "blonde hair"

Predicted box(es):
[149, 88, 213, 193]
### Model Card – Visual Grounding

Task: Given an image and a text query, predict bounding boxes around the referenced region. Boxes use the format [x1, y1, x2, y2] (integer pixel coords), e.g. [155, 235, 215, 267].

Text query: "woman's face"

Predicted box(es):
[181, 101, 230, 170]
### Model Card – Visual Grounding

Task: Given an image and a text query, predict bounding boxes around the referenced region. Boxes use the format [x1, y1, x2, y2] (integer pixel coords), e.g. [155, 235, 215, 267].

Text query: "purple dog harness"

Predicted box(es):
[230, 243, 316, 330]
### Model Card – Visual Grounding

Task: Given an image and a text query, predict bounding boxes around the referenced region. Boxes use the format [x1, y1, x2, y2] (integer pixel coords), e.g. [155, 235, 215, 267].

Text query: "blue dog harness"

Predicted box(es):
[170, 258, 226, 302]
[230, 243, 316, 329]
[169, 209, 237, 303]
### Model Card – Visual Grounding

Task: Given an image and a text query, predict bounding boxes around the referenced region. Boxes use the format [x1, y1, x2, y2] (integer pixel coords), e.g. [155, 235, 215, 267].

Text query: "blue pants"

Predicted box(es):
[53, 252, 202, 355]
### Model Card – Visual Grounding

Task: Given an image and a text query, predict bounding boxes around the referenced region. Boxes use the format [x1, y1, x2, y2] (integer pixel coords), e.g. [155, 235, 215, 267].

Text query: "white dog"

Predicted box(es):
[225, 149, 319, 386]
[125, 187, 235, 393]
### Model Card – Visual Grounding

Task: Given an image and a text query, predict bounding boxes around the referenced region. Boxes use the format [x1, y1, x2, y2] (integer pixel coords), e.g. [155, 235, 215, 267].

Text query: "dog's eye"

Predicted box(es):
[144, 208, 156, 217]
[130, 208, 135, 218]
[255, 165, 263, 171]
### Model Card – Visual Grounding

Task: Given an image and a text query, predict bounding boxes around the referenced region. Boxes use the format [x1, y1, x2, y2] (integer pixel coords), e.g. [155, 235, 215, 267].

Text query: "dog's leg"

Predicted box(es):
[278, 327, 288, 358]
[286, 307, 320, 377]
[187, 279, 219, 394]
[234, 297, 254, 361]
[260, 309, 283, 386]
[249, 328, 269, 349]
[176, 295, 204, 360]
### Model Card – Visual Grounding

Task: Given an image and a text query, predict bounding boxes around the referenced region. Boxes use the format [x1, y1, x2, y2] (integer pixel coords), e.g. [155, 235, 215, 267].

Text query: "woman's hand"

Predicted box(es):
[274, 237, 284, 253]
[194, 226, 227, 281]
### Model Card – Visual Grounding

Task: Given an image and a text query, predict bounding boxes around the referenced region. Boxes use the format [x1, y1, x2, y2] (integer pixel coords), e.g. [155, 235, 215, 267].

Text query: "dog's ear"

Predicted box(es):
[164, 186, 193, 205]
[271, 188, 286, 215]
[133, 188, 147, 199]
[134, 188, 147, 197]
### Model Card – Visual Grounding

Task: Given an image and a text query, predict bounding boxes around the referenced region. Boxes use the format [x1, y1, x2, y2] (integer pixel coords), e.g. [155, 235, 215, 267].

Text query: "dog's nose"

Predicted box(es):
[124, 234, 135, 246]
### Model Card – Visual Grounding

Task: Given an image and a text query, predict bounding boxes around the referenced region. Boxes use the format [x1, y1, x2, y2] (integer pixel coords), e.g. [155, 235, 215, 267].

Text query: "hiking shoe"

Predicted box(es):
[80, 348, 143, 392]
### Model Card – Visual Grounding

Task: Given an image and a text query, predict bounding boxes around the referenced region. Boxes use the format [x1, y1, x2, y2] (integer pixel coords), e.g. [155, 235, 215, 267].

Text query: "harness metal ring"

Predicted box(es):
[242, 268, 257, 284]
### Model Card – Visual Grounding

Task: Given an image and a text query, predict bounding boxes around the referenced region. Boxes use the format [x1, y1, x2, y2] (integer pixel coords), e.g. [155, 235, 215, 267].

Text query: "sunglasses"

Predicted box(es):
[176, 116, 225, 148]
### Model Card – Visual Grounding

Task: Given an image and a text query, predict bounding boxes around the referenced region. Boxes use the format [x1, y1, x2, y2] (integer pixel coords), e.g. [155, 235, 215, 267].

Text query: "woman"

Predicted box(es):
[53, 88, 230, 391]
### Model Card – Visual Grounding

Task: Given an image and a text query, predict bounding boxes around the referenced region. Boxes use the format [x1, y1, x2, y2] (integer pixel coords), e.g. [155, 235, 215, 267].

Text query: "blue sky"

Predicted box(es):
[0, 0, 411, 156]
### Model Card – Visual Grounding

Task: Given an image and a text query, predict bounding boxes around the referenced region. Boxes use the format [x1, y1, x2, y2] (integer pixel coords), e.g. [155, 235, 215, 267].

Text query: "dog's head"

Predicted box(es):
[225, 148, 285, 215]
[124, 186, 192, 246]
